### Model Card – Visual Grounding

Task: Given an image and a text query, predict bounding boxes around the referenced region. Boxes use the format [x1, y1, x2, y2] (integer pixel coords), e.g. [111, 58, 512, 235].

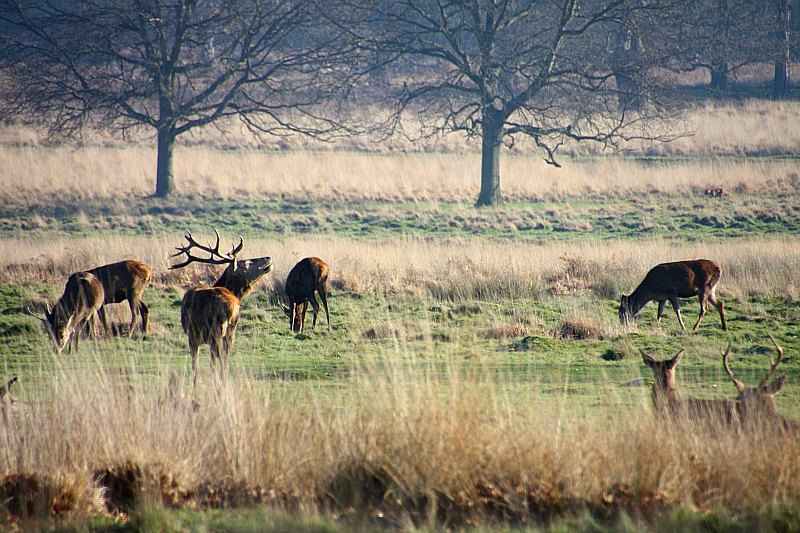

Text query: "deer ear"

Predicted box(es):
[640, 350, 656, 367]
[668, 349, 685, 369]
[762, 375, 786, 395]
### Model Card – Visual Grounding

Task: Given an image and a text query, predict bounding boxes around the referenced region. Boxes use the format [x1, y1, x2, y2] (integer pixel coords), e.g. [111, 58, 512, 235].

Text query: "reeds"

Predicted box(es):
[1, 356, 799, 523]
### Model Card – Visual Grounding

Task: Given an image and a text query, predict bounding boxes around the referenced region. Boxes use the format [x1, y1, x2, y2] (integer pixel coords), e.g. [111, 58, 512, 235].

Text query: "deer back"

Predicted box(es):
[285, 257, 329, 301]
[88, 260, 152, 303]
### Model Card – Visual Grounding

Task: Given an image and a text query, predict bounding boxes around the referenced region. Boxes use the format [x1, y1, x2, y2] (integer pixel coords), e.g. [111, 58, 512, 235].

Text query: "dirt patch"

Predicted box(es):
[557, 318, 605, 340]
[485, 323, 530, 339]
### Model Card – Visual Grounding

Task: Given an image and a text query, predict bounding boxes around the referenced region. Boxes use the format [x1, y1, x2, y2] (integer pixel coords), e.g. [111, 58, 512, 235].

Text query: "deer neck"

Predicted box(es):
[627, 286, 651, 317]
[651, 385, 681, 411]
[213, 271, 252, 301]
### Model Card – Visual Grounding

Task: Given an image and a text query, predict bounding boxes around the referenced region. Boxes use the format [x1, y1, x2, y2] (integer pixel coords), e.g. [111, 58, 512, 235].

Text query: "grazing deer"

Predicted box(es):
[26, 272, 104, 353]
[619, 259, 726, 332]
[170, 230, 272, 389]
[722, 337, 799, 434]
[642, 349, 738, 424]
[87, 260, 152, 336]
[280, 257, 331, 334]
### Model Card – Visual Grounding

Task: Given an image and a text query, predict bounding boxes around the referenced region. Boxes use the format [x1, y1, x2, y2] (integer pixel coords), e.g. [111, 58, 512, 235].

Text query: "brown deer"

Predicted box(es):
[641, 349, 738, 424]
[619, 259, 726, 332]
[87, 260, 152, 336]
[26, 272, 104, 353]
[722, 337, 799, 434]
[170, 230, 272, 388]
[280, 257, 331, 334]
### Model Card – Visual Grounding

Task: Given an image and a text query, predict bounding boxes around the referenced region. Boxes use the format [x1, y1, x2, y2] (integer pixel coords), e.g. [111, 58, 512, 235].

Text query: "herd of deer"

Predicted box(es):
[24, 231, 330, 389]
[14, 238, 797, 431]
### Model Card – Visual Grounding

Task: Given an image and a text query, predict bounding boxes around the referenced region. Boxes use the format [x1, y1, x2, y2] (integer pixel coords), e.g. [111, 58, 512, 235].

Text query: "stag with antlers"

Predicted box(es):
[722, 337, 799, 434]
[642, 348, 738, 425]
[170, 230, 272, 389]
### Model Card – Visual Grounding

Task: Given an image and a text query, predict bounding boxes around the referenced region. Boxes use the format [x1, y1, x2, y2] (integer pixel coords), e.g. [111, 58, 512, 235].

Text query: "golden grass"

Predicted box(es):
[2, 234, 798, 302]
[1, 99, 800, 204]
[1, 359, 799, 524]
[2, 145, 798, 204]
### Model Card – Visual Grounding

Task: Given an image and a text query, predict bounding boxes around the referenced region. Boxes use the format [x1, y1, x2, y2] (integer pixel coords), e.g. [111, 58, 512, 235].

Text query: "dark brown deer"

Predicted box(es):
[87, 260, 152, 336]
[722, 337, 799, 434]
[170, 230, 272, 388]
[619, 259, 726, 332]
[642, 349, 738, 424]
[26, 272, 104, 353]
[280, 257, 330, 334]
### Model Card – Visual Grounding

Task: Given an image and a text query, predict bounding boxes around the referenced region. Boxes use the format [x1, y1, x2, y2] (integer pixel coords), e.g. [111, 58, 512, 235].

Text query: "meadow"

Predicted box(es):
[1, 101, 800, 531]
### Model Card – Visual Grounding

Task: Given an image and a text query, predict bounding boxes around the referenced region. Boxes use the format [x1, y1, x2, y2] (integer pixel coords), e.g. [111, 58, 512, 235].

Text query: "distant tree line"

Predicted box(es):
[0, 0, 796, 206]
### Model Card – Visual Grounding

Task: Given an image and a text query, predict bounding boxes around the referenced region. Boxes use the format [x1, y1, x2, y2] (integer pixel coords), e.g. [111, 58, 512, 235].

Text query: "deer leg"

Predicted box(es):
[225, 321, 237, 354]
[669, 297, 687, 332]
[89, 312, 100, 339]
[656, 300, 666, 323]
[319, 286, 331, 330]
[309, 294, 320, 330]
[189, 339, 200, 393]
[139, 300, 150, 336]
[294, 300, 308, 333]
[127, 296, 139, 337]
[692, 295, 708, 332]
[97, 306, 111, 336]
[210, 328, 226, 384]
[709, 288, 727, 331]
[71, 324, 80, 353]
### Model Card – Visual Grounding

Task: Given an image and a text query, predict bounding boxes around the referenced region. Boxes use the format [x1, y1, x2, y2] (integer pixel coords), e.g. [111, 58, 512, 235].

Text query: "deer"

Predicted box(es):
[722, 337, 799, 434]
[26, 271, 104, 353]
[170, 230, 272, 389]
[280, 257, 331, 334]
[641, 348, 739, 425]
[619, 259, 726, 333]
[86, 260, 152, 336]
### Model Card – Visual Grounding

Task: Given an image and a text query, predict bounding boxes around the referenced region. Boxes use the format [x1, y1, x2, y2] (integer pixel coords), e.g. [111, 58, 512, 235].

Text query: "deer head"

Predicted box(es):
[26, 303, 73, 353]
[642, 348, 685, 398]
[280, 299, 306, 333]
[170, 230, 272, 298]
[723, 336, 787, 422]
[619, 294, 634, 325]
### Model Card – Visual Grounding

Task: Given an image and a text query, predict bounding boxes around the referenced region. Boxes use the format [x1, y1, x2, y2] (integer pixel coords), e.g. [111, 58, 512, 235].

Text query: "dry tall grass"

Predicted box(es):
[2, 235, 798, 302]
[1, 359, 799, 524]
[2, 145, 798, 204]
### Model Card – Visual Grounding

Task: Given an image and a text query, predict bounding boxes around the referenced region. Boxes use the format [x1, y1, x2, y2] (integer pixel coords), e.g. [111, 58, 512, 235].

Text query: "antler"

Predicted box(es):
[759, 334, 785, 388]
[722, 343, 746, 393]
[24, 304, 49, 322]
[170, 230, 244, 270]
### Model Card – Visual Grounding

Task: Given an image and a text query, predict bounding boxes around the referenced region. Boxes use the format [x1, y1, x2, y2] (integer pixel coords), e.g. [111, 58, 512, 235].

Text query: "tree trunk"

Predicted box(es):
[710, 63, 728, 92]
[475, 113, 502, 207]
[155, 127, 175, 197]
[772, 0, 792, 99]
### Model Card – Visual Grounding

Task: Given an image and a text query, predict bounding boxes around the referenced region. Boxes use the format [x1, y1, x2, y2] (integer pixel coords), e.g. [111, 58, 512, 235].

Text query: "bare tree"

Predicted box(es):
[339, 1, 680, 206]
[0, 0, 358, 197]
[671, 0, 768, 93]
[772, 0, 793, 99]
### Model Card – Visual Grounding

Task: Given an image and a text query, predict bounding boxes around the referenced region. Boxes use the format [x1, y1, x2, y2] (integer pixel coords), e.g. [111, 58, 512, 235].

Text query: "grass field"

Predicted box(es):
[2, 101, 800, 530]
